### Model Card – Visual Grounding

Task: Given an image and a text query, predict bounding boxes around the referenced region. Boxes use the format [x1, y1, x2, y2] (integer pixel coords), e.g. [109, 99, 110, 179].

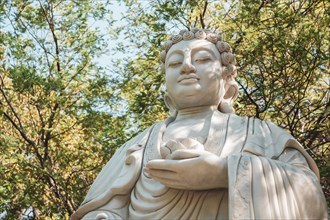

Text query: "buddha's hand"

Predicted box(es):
[145, 149, 228, 190]
[160, 138, 204, 159]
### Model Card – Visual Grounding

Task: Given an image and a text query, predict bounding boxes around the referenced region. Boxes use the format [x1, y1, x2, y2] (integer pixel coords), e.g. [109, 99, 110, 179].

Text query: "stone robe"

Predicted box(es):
[71, 111, 328, 220]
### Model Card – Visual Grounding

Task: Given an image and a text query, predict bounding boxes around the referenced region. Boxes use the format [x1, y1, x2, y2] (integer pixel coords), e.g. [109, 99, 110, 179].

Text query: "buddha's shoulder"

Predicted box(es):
[220, 112, 287, 133]
[123, 122, 164, 147]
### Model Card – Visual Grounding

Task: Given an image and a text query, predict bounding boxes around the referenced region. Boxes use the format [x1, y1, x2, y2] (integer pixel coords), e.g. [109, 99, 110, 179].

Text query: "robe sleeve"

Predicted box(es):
[70, 126, 154, 220]
[228, 119, 328, 219]
[228, 149, 327, 219]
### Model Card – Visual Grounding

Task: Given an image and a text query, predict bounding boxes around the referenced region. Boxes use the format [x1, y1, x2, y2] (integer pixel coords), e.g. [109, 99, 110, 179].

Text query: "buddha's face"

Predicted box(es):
[165, 39, 224, 110]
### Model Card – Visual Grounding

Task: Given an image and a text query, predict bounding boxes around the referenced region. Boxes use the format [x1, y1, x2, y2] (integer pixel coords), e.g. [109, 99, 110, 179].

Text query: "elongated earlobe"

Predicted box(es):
[218, 81, 239, 114]
[224, 82, 238, 100]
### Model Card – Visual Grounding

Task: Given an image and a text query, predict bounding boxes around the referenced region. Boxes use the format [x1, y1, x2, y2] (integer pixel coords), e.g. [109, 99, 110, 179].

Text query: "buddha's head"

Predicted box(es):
[161, 28, 238, 114]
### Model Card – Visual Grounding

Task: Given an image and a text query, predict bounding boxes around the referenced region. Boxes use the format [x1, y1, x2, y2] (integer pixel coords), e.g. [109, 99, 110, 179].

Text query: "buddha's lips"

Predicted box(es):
[177, 74, 200, 83]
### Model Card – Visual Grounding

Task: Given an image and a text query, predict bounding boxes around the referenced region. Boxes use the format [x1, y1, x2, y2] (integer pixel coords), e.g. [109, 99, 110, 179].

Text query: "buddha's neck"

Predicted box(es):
[175, 105, 217, 121]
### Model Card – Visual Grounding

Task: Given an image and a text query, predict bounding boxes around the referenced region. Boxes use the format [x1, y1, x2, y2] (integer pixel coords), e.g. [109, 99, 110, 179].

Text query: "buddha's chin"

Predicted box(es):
[175, 84, 201, 94]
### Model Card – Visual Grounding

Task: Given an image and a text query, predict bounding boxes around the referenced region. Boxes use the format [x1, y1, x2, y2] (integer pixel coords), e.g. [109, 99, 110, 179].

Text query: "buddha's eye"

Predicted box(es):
[194, 56, 212, 63]
[168, 61, 182, 67]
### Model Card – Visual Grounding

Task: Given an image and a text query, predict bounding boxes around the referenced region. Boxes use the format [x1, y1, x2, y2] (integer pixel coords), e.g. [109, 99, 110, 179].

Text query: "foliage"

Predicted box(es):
[0, 0, 127, 218]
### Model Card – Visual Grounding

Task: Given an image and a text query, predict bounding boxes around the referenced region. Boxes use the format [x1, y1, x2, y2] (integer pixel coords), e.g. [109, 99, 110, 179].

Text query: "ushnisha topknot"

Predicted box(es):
[160, 28, 237, 81]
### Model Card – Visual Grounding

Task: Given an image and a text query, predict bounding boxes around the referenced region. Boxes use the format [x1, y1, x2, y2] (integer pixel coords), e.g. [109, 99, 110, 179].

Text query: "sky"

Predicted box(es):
[92, 1, 128, 69]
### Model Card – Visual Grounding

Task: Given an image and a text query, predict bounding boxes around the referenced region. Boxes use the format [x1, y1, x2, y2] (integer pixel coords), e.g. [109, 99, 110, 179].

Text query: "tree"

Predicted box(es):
[0, 0, 127, 218]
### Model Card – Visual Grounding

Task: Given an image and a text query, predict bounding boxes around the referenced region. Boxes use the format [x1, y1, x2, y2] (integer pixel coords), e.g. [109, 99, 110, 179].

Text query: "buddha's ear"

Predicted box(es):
[164, 94, 177, 117]
[223, 81, 239, 100]
[218, 81, 239, 113]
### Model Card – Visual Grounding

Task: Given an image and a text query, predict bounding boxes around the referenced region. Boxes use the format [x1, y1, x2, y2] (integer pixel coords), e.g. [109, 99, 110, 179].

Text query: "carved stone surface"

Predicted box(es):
[71, 29, 328, 220]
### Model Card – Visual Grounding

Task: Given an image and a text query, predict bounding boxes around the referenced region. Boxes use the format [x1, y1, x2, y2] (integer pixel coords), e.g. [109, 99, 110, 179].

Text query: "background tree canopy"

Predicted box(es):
[0, 0, 329, 218]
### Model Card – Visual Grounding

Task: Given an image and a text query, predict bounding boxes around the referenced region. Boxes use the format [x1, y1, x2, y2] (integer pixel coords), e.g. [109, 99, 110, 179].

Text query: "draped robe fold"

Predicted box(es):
[71, 111, 328, 220]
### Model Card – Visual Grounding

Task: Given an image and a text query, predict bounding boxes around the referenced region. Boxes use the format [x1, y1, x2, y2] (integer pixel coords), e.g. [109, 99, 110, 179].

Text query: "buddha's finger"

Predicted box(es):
[147, 158, 195, 171]
[170, 149, 201, 160]
[146, 159, 177, 171]
[160, 146, 171, 159]
[166, 140, 185, 152]
[150, 176, 187, 190]
[146, 169, 178, 182]
[157, 179, 186, 190]
[146, 163, 200, 189]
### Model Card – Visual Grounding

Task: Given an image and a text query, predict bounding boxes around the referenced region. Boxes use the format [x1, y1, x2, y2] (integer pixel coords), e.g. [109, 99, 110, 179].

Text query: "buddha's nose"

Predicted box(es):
[180, 59, 196, 74]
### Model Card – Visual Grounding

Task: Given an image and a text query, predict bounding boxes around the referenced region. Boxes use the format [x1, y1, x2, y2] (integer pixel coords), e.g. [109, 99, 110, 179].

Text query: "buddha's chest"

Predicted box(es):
[162, 119, 210, 144]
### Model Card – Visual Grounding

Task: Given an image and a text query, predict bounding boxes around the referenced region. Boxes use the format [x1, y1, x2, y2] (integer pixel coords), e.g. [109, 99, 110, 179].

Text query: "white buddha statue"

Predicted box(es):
[71, 29, 328, 220]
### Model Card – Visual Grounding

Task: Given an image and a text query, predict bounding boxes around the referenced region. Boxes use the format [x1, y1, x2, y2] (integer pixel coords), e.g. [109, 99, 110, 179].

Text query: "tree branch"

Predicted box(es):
[237, 80, 261, 117]
[199, 0, 208, 29]
[38, 0, 61, 74]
